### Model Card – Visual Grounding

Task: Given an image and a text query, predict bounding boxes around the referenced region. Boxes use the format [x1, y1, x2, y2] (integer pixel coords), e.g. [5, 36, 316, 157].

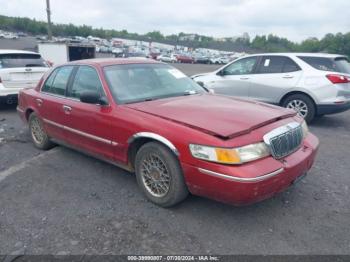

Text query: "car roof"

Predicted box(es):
[0, 49, 40, 55]
[245, 52, 346, 58]
[67, 58, 161, 67]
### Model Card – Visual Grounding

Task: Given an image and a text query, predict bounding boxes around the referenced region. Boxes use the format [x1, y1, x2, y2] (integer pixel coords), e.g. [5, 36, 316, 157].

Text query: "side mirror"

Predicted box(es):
[80, 91, 108, 105]
[217, 70, 225, 76]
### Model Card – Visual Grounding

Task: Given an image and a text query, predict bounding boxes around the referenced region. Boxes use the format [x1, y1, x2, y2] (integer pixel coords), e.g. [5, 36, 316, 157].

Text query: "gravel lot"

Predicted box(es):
[0, 40, 350, 256]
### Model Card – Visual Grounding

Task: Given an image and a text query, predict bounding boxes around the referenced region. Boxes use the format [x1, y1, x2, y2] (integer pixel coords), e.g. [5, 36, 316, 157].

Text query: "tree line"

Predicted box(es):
[0, 15, 349, 57]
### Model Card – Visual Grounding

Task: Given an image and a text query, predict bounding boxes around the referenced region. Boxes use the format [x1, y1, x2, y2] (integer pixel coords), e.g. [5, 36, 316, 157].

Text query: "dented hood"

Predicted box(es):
[125, 94, 296, 139]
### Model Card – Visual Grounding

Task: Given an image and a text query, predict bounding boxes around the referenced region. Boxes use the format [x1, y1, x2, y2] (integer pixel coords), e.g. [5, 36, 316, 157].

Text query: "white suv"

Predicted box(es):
[0, 50, 49, 104]
[192, 53, 350, 122]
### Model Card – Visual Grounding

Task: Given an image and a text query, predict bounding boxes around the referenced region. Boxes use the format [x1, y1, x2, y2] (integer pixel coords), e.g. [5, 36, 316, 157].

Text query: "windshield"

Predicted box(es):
[298, 56, 350, 74]
[0, 53, 48, 69]
[104, 63, 206, 104]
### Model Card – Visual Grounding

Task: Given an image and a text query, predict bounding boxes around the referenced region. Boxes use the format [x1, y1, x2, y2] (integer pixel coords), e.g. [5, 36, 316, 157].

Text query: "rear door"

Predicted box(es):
[249, 56, 303, 104]
[36, 65, 75, 141]
[0, 53, 48, 90]
[63, 65, 114, 160]
[207, 56, 259, 99]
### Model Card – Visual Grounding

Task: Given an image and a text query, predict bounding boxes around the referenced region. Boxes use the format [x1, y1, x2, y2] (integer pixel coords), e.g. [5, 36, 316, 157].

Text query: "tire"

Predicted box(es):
[282, 94, 316, 123]
[135, 142, 189, 207]
[28, 112, 55, 150]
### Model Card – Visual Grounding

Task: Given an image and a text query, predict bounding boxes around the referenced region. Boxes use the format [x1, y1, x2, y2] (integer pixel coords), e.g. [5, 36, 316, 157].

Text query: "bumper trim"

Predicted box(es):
[198, 167, 284, 182]
[317, 102, 350, 115]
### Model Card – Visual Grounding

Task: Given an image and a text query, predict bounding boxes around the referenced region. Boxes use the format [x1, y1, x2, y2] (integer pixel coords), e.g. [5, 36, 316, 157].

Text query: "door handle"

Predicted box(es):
[62, 105, 72, 114]
[35, 98, 43, 107]
[240, 77, 250, 80]
[283, 75, 294, 79]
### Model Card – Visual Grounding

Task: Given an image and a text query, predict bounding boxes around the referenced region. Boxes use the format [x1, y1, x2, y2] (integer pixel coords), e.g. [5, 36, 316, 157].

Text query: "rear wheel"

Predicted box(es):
[282, 94, 316, 123]
[135, 142, 188, 207]
[29, 113, 54, 150]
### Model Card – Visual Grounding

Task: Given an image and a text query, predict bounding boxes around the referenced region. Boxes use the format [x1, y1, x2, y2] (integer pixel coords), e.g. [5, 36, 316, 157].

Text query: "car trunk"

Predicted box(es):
[0, 67, 48, 89]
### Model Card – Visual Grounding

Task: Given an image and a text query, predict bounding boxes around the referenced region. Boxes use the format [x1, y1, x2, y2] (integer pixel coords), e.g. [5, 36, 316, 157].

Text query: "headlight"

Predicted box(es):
[301, 120, 309, 138]
[189, 143, 270, 165]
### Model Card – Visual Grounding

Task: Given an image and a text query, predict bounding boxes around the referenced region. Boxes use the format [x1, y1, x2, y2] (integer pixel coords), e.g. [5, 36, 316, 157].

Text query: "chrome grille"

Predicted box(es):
[263, 122, 303, 159]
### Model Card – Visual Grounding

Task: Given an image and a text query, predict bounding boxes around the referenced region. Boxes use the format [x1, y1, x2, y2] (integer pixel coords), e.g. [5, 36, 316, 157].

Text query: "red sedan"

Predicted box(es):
[176, 55, 194, 64]
[17, 58, 319, 207]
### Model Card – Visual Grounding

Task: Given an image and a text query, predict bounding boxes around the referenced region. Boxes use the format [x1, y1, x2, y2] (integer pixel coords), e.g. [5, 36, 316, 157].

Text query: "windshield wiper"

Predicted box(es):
[123, 91, 199, 104]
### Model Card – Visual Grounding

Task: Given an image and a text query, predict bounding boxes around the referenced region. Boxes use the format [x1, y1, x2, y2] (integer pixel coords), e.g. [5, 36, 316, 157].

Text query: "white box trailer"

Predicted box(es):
[38, 42, 96, 66]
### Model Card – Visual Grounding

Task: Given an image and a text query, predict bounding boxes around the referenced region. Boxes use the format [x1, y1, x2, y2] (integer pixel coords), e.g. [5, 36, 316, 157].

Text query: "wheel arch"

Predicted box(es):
[127, 132, 179, 170]
[25, 108, 35, 121]
[279, 91, 317, 108]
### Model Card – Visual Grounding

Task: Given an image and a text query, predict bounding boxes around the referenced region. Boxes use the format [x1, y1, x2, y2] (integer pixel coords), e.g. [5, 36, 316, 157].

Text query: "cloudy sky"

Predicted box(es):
[1, 0, 350, 42]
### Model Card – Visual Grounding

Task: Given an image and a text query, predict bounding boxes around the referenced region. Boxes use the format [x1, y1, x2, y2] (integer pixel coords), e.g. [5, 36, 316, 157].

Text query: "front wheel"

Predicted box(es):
[135, 142, 189, 207]
[282, 94, 316, 123]
[29, 113, 55, 150]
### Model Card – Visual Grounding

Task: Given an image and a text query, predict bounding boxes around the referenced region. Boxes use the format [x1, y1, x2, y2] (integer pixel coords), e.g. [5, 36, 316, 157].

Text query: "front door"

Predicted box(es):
[62, 65, 115, 160]
[207, 56, 259, 99]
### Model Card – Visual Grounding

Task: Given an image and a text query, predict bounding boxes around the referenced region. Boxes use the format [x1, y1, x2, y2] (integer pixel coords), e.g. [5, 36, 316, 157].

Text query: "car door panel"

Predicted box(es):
[249, 56, 303, 104]
[35, 93, 66, 141]
[63, 65, 115, 160]
[36, 66, 74, 141]
[249, 72, 302, 104]
[208, 75, 251, 98]
[61, 99, 115, 160]
[208, 56, 259, 99]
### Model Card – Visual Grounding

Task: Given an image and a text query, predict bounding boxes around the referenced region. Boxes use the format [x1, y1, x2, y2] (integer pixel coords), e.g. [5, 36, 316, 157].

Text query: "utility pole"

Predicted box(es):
[46, 0, 52, 40]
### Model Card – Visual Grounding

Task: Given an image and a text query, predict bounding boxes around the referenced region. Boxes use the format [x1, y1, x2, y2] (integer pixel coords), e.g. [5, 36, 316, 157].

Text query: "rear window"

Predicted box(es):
[0, 53, 48, 69]
[298, 56, 350, 74]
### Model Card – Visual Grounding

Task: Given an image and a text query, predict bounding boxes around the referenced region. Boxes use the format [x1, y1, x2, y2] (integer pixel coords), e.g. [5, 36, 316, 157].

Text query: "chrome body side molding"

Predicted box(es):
[43, 118, 118, 146]
[128, 132, 179, 156]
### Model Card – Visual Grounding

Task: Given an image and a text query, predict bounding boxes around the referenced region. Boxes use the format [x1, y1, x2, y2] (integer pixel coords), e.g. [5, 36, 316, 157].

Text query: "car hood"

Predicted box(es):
[191, 72, 211, 79]
[125, 94, 296, 139]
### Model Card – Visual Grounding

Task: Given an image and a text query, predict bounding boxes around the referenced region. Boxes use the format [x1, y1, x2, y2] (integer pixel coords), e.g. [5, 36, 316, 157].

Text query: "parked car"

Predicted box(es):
[0, 32, 19, 39]
[0, 50, 49, 104]
[194, 56, 211, 64]
[157, 54, 177, 63]
[218, 56, 231, 64]
[209, 57, 223, 64]
[17, 58, 319, 207]
[192, 53, 350, 122]
[176, 54, 194, 63]
[123, 52, 148, 59]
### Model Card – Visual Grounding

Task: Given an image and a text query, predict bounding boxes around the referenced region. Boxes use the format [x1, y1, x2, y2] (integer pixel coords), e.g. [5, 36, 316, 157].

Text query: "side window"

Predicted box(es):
[68, 66, 104, 99]
[41, 70, 58, 92]
[41, 66, 74, 96]
[223, 57, 258, 75]
[282, 57, 301, 73]
[257, 56, 301, 74]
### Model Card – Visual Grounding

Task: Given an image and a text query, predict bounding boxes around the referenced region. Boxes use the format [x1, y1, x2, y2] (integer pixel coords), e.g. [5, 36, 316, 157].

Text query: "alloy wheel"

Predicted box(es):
[286, 99, 309, 118]
[140, 153, 171, 198]
[31, 117, 45, 144]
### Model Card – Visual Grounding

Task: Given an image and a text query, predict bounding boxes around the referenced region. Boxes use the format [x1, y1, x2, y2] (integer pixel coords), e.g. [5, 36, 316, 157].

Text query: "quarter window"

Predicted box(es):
[298, 56, 350, 74]
[223, 57, 258, 75]
[68, 66, 104, 99]
[41, 66, 74, 96]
